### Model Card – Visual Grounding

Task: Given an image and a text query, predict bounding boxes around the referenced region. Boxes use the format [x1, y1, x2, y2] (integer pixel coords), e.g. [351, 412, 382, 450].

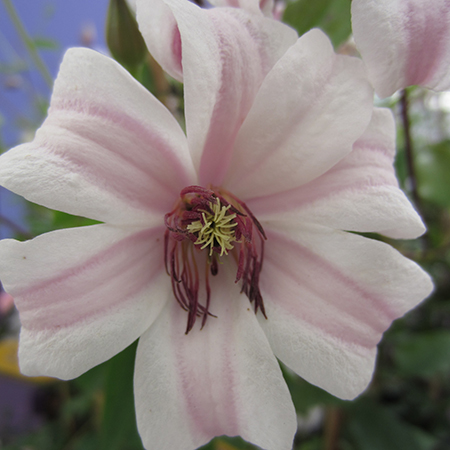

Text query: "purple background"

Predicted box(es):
[0, 0, 109, 148]
[0, 0, 109, 436]
[0, 0, 110, 239]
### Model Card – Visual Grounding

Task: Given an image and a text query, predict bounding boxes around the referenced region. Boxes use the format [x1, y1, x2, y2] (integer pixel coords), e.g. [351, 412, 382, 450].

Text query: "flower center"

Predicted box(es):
[186, 198, 237, 256]
[164, 185, 266, 333]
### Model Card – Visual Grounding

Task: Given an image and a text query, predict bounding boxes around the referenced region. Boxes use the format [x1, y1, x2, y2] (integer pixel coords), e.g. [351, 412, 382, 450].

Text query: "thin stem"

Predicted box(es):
[400, 89, 422, 213]
[2, 0, 53, 88]
[324, 406, 343, 450]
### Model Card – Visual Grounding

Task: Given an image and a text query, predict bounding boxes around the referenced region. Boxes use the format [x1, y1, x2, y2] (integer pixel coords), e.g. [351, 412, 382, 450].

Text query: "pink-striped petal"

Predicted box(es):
[248, 108, 425, 239]
[136, 0, 183, 81]
[224, 29, 373, 199]
[258, 224, 433, 399]
[134, 265, 296, 450]
[0, 47, 195, 226]
[0, 224, 170, 379]
[137, 0, 279, 83]
[149, 0, 297, 185]
[352, 0, 450, 98]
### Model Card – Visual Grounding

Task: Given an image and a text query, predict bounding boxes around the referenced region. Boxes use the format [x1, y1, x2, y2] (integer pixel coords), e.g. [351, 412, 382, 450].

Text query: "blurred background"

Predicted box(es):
[0, 0, 450, 449]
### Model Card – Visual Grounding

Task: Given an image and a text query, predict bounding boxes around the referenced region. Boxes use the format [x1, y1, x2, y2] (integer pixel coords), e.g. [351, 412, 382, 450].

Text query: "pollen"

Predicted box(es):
[164, 185, 267, 333]
[186, 198, 238, 256]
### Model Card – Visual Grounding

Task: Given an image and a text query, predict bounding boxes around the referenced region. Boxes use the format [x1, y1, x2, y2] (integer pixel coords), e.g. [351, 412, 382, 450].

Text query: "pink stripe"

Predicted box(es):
[17, 227, 165, 330]
[171, 26, 183, 73]
[405, 1, 450, 86]
[47, 98, 191, 211]
[198, 12, 268, 186]
[259, 0, 270, 10]
[248, 141, 397, 214]
[171, 304, 240, 439]
[262, 231, 398, 348]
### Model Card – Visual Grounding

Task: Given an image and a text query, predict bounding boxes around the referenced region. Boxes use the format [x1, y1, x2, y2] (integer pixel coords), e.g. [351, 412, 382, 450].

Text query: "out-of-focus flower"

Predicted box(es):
[352, 0, 450, 98]
[0, 0, 433, 448]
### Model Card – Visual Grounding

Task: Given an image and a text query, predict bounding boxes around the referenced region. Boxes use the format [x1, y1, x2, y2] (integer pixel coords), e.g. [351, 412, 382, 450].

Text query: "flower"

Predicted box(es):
[0, 0, 433, 449]
[351, 0, 450, 98]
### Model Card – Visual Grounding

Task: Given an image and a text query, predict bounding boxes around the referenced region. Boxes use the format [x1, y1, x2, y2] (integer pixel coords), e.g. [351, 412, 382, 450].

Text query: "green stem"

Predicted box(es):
[2, 0, 53, 88]
[400, 89, 421, 212]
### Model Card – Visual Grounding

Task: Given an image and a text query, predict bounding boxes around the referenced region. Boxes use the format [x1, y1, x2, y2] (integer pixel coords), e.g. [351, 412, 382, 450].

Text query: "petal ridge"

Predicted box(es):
[258, 224, 433, 399]
[134, 265, 297, 450]
[0, 224, 170, 379]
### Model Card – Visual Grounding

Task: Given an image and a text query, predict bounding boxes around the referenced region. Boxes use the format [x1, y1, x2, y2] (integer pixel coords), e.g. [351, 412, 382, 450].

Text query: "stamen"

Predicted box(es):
[187, 199, 238, 256]
[164, 185, 266, 333]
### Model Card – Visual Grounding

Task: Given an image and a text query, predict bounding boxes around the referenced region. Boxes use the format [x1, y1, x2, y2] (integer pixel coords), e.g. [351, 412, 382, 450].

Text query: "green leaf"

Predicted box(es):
[106, 0, 147, 75]
[295, 437, 323, 450]
[99, 341, 144, 450]
[346, 398, 437, 450]
[416, 140, 450, 208]
[52, 210, 100, 230]
[283, 0, 352, 48]
[393, 330, 450, 377]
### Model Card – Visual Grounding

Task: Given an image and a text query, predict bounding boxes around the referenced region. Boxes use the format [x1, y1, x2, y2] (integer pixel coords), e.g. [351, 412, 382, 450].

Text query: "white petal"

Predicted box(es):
[258, 224, 433, 399]
[136, 0, 183, 81]
[352, 0, 450, 97]
[0, 224, 170, 379]
[224, 29, 373, 199]
[153, 0, 297, 185]
[136, 0, 279, 83]
[134, 265, 296, 450]
[0, 48, 195, 226]
[249, 108, 425, 239]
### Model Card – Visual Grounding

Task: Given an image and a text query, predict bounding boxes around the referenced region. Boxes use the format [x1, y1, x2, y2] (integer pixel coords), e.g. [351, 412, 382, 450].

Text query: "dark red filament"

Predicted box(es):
[164, 185, 267, 333]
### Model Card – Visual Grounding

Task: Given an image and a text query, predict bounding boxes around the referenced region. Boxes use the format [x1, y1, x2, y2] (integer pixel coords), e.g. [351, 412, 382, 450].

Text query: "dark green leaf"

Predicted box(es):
[283, 0, 352, 48]
[295, 436, 323, 450]
[99, 341, 144, 450]
[346, 398, 437, 450]
[416, 140, 450, 207]
[106, 0, 147, 74]
[393, 330, 450, 377]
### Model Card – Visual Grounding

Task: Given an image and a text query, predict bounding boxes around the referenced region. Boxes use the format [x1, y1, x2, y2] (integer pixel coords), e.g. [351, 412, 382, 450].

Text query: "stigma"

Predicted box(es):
[164, 185, 266, 333]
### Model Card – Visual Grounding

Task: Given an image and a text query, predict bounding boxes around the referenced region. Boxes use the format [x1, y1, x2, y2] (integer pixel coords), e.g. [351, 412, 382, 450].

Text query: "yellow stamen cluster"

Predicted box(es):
[187, 198, 237, 256]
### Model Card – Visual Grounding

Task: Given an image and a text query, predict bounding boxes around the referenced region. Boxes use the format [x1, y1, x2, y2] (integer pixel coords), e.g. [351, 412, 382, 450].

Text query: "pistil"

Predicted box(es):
[164, 185, 266, 333]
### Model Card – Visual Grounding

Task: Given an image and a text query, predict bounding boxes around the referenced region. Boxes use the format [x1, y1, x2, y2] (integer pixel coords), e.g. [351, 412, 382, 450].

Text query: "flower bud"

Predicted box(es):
[106, 0, 147, 73]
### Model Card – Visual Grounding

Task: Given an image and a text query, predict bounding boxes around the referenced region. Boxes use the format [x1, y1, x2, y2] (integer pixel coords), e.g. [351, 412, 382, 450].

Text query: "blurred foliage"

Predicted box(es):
[32, 37, 59, 50]
[1, 1, 450, 450]
[416, 140, 450, 208]
[283, 0, 352, 48]
[106, 0, 147, 76]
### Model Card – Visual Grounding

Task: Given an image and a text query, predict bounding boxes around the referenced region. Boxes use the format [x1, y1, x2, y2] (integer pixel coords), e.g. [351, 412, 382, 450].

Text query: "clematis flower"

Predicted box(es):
[352, 0, 450, 98]
[0, 0, 433, 448]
